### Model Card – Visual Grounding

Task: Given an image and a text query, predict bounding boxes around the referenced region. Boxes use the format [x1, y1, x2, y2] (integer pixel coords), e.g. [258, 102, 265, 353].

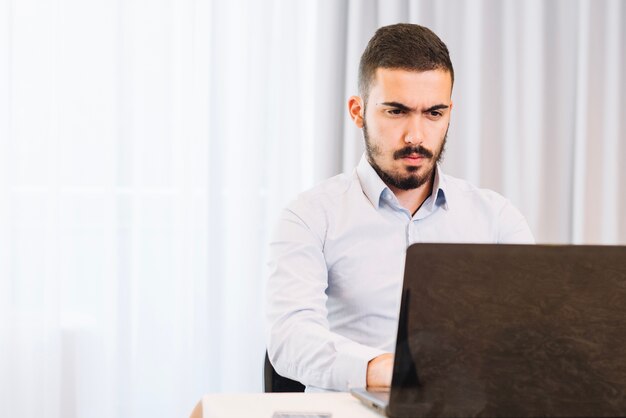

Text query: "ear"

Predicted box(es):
[348, 96, 365, 128]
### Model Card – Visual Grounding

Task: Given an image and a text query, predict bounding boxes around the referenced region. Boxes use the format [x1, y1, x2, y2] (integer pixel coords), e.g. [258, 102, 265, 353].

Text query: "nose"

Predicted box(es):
[404, 116, 425, 145]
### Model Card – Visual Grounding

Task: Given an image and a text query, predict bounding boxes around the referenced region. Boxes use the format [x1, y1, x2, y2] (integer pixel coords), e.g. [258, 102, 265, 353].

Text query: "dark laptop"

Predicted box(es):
[352, 243, 626, 417]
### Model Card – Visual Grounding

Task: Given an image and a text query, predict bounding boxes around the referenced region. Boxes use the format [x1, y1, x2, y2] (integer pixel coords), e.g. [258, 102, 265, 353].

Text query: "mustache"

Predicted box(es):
[393, 145, 434, 160]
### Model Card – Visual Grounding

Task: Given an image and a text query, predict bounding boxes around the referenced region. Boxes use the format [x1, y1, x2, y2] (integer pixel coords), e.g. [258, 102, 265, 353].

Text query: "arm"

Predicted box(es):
[497, 200, 535, 244]
[266, 203, 385, 391]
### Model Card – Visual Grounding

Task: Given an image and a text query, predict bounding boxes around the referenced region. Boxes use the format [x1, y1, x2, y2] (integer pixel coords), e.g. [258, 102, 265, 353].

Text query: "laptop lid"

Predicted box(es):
[387, 243, 626, 418]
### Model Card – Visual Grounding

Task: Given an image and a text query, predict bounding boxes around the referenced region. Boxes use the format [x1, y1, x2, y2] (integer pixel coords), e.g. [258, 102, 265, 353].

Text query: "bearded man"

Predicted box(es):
[266, 23, 534, 393]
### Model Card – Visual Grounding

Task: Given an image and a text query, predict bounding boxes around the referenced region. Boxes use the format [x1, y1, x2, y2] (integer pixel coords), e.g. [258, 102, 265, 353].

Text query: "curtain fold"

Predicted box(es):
[0, 1, 624, 417]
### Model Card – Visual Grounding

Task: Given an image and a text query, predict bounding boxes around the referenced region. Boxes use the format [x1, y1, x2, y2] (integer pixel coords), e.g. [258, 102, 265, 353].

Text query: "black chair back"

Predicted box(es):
[264, 351, 305, 392]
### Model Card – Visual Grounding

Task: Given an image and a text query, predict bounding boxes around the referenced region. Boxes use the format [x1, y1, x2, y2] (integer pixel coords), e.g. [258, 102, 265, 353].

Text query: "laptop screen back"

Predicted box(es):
[388, 244, 626, 418]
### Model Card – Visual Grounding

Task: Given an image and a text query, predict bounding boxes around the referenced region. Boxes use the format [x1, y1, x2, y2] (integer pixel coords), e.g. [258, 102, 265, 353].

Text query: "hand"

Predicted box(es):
[366, 353, 394, 388]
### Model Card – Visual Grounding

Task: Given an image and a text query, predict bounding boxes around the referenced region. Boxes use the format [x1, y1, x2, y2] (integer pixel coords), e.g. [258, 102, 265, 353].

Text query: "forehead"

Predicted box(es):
[369, 68, 452, 105]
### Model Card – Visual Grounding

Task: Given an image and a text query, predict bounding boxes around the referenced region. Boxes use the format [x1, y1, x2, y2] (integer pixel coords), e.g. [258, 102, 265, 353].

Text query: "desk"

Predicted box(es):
[192, 393, 382, 418]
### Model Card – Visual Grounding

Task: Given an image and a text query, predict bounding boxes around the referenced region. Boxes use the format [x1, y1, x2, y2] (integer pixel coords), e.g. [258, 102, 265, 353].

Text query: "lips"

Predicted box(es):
[402, 154, 425, 165]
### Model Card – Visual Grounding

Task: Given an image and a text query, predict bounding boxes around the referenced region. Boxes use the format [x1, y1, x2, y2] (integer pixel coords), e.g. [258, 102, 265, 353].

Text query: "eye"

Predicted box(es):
[427, 111, 443, 120]
[386, 109, 405, 116]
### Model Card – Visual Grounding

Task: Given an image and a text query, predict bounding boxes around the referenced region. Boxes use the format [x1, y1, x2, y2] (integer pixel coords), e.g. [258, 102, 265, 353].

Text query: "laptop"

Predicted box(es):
[351, 243, 626, 417]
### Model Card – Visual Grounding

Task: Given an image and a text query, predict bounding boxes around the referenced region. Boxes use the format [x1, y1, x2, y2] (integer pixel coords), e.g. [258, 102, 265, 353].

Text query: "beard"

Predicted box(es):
[363, 120, 448, 191]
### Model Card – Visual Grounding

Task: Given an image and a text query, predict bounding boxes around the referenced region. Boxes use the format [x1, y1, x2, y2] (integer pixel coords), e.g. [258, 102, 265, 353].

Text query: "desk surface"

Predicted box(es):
[197, 392, 382, 418]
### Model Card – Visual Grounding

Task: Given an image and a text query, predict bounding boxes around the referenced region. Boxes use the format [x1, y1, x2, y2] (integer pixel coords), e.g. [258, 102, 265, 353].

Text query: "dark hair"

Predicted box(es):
[358, 23, 454, 102]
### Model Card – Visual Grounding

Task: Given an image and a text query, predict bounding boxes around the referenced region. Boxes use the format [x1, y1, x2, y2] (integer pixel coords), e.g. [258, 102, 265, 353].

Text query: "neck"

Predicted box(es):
[389, 178, 434, 216]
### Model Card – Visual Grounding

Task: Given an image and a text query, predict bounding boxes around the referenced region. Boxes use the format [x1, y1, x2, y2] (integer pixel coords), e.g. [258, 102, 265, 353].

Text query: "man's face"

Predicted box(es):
[354, 68, 453, 191]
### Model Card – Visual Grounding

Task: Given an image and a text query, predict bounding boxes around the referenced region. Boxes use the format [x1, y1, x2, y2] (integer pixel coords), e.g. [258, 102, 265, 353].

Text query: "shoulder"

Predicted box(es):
[441, 173, 509, 210]
[441, 173, 534, 243]
[277, 171, 359, 243]
[289, 171, 358, 213]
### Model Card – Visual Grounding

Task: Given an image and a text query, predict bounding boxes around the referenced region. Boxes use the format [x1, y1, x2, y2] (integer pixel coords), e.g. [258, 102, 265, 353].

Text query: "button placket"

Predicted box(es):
[407, 219, 419, 245]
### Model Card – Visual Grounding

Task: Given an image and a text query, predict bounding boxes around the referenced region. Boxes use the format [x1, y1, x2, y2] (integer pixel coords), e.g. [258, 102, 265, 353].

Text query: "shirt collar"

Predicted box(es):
[428, 164, 449, 211]
[356, 153, 449, 211]
[356, 154, 390, 208]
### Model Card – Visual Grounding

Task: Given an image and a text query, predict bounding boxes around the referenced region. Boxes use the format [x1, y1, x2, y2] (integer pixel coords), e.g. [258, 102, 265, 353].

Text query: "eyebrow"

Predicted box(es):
[378, 101, 450, 113]
[425, 104, 450, 112]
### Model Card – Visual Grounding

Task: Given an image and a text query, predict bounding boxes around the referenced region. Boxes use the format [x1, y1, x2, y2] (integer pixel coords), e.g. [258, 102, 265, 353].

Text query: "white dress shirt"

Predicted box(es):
[265, 155, 534, 392]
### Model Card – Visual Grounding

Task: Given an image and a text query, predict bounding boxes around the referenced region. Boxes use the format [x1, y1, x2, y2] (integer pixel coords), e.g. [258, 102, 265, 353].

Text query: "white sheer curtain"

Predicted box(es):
[1, 0, 215, 416]
[1, 0, 624, 417]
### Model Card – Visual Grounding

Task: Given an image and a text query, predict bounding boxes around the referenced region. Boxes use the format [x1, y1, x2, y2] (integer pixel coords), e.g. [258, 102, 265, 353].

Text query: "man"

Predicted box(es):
[265, 23, 533, 393]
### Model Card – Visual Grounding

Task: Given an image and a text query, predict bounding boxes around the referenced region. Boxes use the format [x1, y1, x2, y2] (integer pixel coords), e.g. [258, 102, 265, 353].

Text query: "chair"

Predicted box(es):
[264, 351, 305, 392]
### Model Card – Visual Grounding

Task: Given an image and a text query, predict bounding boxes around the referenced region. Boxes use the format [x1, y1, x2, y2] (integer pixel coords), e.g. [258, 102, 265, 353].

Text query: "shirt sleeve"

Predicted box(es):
[496, 199, 535, 244]
[265, 200, 385, 391]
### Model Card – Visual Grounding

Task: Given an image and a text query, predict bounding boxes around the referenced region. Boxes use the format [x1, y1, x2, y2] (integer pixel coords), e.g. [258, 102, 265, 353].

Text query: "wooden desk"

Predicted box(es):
[191, 393, 382, 418]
